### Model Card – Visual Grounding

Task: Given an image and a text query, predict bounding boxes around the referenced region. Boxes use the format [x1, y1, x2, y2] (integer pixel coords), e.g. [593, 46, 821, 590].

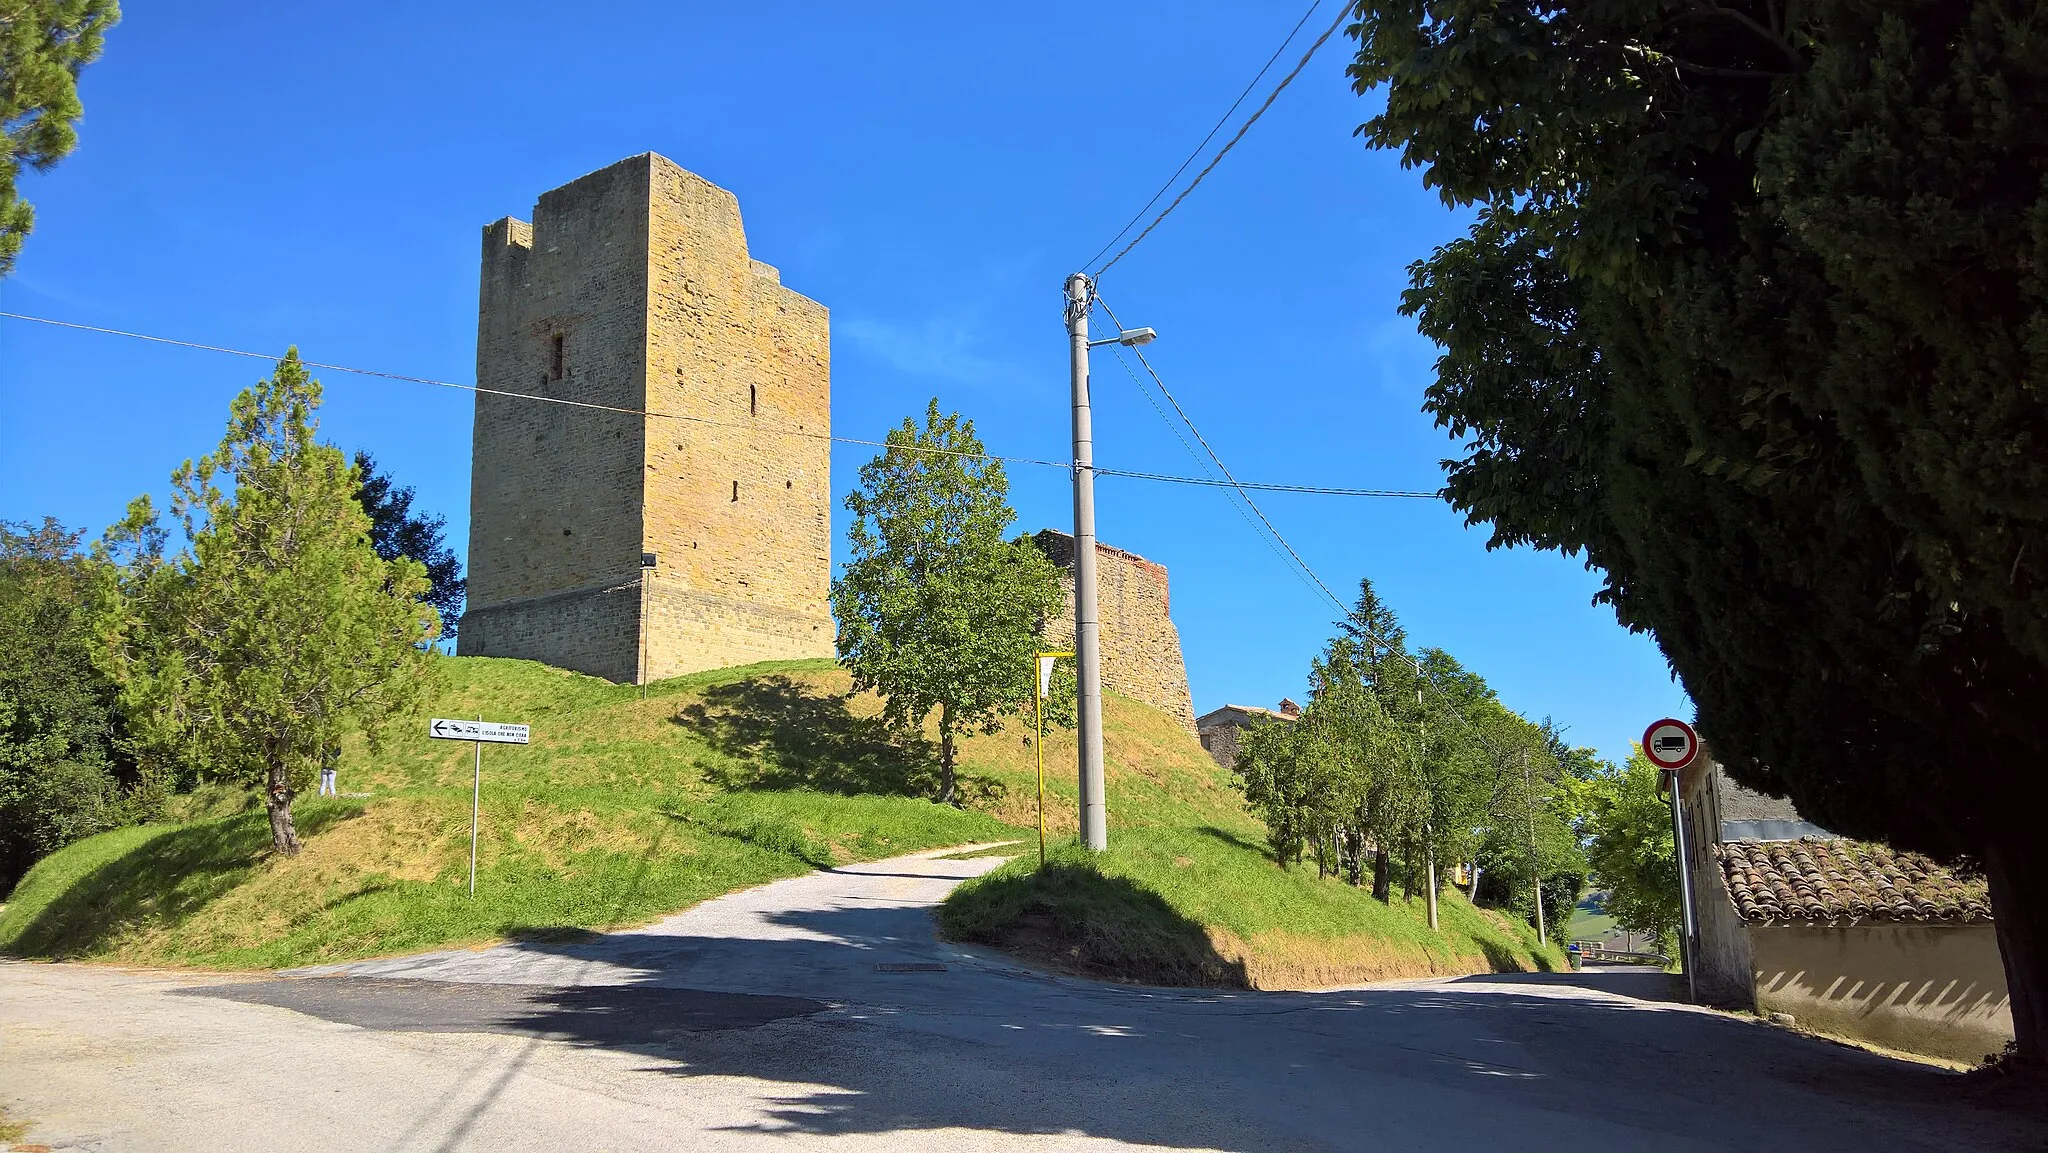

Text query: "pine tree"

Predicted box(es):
[98, 352, 438, 854]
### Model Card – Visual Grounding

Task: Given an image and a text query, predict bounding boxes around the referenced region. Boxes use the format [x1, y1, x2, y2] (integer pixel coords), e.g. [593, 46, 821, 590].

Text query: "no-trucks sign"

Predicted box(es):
[1642, 718, 1699, 770]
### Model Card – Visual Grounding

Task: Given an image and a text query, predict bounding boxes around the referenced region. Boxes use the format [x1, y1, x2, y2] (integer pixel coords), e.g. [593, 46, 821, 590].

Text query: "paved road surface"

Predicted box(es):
[3, 845, 2040, 1151]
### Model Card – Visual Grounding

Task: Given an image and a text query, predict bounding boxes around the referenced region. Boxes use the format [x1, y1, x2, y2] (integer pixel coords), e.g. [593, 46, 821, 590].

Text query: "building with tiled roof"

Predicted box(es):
[1678, 755, 2010, 1064]
[1195, 699, 1298, 770]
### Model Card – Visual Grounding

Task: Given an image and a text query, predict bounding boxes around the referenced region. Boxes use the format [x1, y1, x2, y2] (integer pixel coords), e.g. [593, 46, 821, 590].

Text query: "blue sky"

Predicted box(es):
[0, 1, 1689, 766]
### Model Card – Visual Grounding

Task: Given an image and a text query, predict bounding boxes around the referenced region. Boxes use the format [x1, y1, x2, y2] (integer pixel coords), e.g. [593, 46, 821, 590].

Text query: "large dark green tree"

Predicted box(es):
[1, 0, 120, 276]
[354, 451, 464, 640]
[1348, 0, 2048, 1055]
[0, 519, 131, 889]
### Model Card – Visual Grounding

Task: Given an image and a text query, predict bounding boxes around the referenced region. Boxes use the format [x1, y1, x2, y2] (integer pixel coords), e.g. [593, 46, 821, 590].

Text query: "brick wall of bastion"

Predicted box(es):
[458, 154, 834, 682]
[1032, 530, 1196, 731]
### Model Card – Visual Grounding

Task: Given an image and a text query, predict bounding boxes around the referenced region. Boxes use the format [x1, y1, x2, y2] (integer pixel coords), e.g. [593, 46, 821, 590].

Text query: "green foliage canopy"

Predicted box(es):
[831, 401, 1068, 806]
[97, 352, 439, 854]
[1579, 749, 1683, 958]
[0, 519, 133, 889]
[1348, 0, 2048, 1050]
[0, 0, 120, 276]
[354, 450, 465, 641]
[1234, 578, 1581, 933]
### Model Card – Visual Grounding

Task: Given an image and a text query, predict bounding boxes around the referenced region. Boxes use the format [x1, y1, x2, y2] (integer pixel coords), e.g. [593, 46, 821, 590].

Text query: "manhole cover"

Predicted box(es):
[875, 963, 948, 973]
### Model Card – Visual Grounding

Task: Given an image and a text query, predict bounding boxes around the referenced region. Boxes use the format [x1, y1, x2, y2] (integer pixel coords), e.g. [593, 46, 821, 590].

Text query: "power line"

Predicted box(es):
[1080, 0, 1325, 273]
[1092, 0, 1354, 277]
[0, 309, 1431, 499]
[1095, 294, 1524, 768]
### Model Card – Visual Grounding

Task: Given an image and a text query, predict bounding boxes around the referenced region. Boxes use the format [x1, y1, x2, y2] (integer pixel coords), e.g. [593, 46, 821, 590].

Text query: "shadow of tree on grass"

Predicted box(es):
[674, 676, 1004, 805]
[1, 802, 364, 959]
[939, 850, 1250, 989]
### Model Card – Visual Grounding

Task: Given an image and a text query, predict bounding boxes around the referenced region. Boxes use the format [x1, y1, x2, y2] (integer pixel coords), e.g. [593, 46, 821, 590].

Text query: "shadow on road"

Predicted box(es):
[1450, 964, 1683, 1003]
[201, 898, 2048, 1153]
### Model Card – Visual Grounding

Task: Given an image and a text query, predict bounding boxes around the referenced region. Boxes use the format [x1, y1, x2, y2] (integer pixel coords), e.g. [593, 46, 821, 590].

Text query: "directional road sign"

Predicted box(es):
[1642, 717, 1698, 770]
[429, 718, 530, 745]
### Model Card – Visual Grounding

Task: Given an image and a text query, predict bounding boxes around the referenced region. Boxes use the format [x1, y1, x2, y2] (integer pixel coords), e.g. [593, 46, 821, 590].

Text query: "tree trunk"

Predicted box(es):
[1984, 814, 2048, 1067]
[266, 762, 301, 856]
[937, 709, 959, 808]
[1372, 848, 1391, 901]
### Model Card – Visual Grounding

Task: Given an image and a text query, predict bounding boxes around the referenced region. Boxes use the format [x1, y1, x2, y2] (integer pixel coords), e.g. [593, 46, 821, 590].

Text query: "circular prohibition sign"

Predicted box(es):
[1642, 717, 1699, 771]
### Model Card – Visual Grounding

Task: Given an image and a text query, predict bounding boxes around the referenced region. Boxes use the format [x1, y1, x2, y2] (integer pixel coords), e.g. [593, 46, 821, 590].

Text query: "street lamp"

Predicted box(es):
[1064, 272, 1156, 852]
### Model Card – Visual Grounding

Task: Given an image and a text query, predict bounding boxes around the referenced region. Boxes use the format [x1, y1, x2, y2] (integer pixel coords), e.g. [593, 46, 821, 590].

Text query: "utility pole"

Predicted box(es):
[1523, 747, 1546, 945]
[1416, 663, 1437, 930]
[1065, 272, 1108, 852]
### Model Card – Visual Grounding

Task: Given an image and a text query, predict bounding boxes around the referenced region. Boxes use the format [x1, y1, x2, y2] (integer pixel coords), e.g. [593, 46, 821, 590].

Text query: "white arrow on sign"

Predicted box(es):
[429, 718, 530, 745]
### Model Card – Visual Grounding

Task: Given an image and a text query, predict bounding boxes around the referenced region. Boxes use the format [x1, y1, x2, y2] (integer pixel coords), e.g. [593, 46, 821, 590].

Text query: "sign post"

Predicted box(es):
[430, 716, 531, 897]
[1034, 651, 1073, 868]
[1643, 717, 1700, 1001]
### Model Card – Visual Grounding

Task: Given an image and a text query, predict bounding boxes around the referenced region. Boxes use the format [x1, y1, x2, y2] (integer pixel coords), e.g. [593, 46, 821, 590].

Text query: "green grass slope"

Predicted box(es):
[2, 654, 1562, 984]
[0, 657, 1016, 968]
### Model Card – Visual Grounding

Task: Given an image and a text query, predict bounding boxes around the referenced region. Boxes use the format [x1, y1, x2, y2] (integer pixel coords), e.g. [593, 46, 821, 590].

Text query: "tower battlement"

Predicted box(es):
[458, 154, 833, 681]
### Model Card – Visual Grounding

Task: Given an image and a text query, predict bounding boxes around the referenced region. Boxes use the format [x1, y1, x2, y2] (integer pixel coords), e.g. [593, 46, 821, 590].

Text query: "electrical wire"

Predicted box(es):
[0, 309, 1431, 498]
[1092, 0, 1354, 277]
[1080, 0, 1324, 273]
[1094, 294, 1522, 767]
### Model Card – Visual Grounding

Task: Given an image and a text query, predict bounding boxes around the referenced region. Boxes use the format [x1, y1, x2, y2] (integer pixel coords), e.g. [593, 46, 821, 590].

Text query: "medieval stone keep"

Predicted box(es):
[458, 154, 834, 682]
[1034, 530, 1197, 732]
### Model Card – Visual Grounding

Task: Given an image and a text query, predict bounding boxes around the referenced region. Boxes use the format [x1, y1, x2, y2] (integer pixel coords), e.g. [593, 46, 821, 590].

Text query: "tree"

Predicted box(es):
[1, 1, 120, 276]
[1581, 749, 1684, 959]
[0, 518, 132, 889]
[1349, 1, 2048, 1057]
[354, 451, 464, 640]
[831, 400, 1067, 806]
[97, 351, 439, 855]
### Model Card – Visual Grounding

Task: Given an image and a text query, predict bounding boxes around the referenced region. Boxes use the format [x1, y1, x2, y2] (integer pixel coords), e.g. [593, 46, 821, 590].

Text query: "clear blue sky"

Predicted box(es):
[0, 1, 1689, 767]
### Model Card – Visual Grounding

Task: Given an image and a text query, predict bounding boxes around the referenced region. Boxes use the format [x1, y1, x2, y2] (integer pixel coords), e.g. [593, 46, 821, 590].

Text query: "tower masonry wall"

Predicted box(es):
[1033, 530, 1196, 731]
[459, 153, 833, 682]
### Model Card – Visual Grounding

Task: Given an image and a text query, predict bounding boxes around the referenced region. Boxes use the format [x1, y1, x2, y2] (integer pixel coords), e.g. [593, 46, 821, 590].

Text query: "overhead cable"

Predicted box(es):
[1095, 294, 1520, 764]
[1080, 0, 1325, 273]
[0, 309, 1430, 498]
[1092, 0, 1354, 277]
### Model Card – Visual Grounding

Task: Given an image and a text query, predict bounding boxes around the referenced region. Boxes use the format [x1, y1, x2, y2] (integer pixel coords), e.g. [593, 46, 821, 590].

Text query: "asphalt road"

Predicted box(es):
[3, 845, 2040, 1152]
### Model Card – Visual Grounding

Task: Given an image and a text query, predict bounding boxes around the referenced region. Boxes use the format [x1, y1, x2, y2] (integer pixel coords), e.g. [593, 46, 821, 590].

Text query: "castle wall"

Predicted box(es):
[1034, 530, 1196, 731]
[460, 154, 832, 682]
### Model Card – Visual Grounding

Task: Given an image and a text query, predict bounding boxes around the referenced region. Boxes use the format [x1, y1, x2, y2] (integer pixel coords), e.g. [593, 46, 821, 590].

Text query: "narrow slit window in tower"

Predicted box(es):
[550, 333, 565, 381]
[732, 480, 740, 502]
[749, 384, 757, 415]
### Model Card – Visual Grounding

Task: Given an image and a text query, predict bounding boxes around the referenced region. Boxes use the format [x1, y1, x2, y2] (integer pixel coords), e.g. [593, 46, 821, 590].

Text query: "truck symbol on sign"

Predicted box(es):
[1654, 735, 1688, 753]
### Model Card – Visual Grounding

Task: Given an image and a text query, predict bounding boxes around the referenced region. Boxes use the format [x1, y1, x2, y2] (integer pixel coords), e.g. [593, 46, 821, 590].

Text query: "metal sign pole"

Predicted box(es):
[1668, 769, 1698, 1002]
[469, 713, 482, 899]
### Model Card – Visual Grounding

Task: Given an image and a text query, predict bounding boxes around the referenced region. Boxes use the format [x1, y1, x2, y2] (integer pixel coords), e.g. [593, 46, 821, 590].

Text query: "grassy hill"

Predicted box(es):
[0, 655, 1561, 982]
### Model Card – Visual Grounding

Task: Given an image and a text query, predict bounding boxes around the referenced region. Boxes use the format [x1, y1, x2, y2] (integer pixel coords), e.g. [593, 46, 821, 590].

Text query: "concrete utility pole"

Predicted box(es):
[1066, 272, 1108, 852]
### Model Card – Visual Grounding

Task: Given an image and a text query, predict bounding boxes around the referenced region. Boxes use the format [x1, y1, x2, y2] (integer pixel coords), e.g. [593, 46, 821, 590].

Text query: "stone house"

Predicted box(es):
[1196, 699, 1299, 770]
[1678, 755, 2011, 1064]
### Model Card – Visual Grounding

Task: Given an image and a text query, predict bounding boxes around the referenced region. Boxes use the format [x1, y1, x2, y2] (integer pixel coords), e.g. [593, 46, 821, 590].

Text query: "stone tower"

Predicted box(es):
[457, 154, 834, 683]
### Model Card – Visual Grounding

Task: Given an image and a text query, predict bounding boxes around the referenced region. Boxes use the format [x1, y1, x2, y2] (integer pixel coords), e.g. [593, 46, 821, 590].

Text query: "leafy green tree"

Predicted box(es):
[354, 451, 464, 640]
[0, 519, 131, 889]
[97, 351, 439, 855]
[1, 1, 120, 276]
[1581, 750, 1683, 959]
[831, 401, 1067, 806]
[1348, 0, 2048, 1053]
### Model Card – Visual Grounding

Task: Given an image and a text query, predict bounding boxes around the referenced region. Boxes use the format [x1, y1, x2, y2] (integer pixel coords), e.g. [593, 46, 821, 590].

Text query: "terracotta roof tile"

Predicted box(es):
[1714, 838, 1992, 924]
